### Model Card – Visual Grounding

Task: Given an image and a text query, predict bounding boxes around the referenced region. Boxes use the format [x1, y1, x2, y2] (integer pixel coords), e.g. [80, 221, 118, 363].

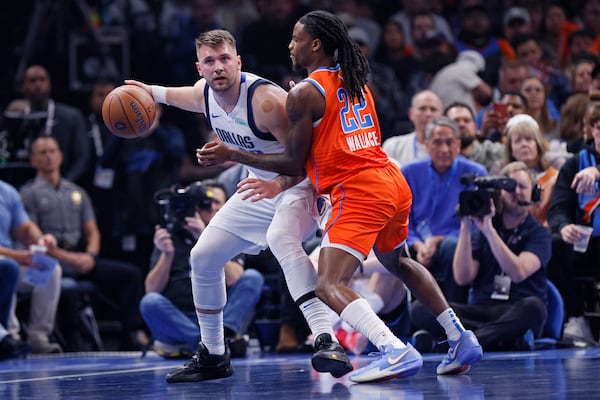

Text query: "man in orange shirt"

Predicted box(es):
[198, 10, 483, 383]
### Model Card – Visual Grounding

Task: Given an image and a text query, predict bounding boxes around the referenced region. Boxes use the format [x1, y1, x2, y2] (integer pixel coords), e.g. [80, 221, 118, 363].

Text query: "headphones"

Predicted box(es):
[501, 161, 542, 204]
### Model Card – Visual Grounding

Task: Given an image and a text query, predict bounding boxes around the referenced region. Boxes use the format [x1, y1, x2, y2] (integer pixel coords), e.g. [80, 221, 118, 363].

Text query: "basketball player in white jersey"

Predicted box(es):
[126, 29, 351, 383]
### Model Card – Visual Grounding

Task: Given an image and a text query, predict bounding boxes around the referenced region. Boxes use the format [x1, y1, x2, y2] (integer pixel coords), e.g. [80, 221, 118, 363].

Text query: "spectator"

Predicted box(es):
[401, 117, 487, 302]
[539, 4, 567, 65]
[454, 3, 515, 88]
[0, 179, 62, 354]
[547, 103, 600, 344]
[479, 91, 529, 143]
[348, 26, 409, 141]
[569, 56, 597, 95]
[16, 65, 90, 183]
[21, 136, 147, 351]
[430, 50, 492, 113]
[98, 101, 185, 270]
[411, 161, 551, 352]
[503, 114, 559, 227]
[373, 19, 420, 99]
[559, 93, 590, 153]
[521, 75, 560, 141]
[141, 182, 263, 358]
[382, 89, 442, 166]
[512, 33, 571, 110]
[444, 102, 503, 174]
[0, 260, 30, 360]
[503, 7, 534, 43]
[390, 0, 453, 47]
[163, 0, 222, 86]
[238, 0, 308, 83]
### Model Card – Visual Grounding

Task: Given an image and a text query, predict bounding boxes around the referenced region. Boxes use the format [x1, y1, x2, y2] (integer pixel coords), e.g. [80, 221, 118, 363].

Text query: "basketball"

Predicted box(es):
[102, 85, 156, 138]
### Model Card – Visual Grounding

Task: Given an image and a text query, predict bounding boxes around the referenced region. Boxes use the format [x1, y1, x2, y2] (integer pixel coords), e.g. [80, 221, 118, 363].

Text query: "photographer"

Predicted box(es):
[401, 117, 487, 302]
[140, 181, 264, 358]
[411, 161, 551, 351]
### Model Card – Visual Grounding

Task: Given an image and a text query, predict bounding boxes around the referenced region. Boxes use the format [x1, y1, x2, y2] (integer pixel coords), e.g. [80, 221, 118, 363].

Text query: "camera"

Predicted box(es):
[458, 174, 516, 217]
[154, 182, 213, 233]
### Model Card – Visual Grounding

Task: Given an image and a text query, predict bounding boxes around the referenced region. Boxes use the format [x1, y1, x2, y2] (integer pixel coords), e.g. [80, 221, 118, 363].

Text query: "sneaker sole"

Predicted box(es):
[311, 353, 353, 378]
[166, 366, 234, 383]
[350, 357, 423, 383]
[437, 345, 482, 375]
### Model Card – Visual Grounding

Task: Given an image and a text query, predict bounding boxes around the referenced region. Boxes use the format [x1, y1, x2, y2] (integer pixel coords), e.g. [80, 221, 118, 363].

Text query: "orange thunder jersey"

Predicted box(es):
[303, 65, 390, 194]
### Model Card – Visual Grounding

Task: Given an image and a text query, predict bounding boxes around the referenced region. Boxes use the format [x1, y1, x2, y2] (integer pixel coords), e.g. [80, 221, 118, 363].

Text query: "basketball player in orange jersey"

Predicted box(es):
[198, 11, 483, 382]
[126, 29, 352, 383]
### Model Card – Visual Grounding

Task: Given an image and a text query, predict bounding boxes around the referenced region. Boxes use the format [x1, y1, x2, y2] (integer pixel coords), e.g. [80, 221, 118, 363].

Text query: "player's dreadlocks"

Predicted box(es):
[299, 10, 370, 102]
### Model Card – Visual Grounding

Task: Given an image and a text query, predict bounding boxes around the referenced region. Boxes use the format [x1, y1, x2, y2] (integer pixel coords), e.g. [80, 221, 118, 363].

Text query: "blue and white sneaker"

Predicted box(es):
[349, 343, 423, 383]
[436, 330, 483, 375]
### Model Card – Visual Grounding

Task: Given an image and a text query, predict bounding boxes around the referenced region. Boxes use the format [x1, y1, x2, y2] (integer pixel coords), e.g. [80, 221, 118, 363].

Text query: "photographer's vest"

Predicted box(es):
[203, 72, 283, 181]
[578, 148, 600, 236]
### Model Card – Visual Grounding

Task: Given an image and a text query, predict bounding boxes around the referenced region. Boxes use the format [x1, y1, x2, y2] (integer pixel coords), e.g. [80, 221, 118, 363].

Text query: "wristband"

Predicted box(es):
[151, 85, 168, 105]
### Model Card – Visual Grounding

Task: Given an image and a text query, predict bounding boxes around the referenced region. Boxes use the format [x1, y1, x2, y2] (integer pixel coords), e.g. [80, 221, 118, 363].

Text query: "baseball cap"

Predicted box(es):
[503, 7, 531, 26]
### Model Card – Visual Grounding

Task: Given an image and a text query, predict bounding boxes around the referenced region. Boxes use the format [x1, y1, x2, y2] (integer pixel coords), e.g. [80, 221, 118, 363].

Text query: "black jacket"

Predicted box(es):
[547, 144, 600, 234]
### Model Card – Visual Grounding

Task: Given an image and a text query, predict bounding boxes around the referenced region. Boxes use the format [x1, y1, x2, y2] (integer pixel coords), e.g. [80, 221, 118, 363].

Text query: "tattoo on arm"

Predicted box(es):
[276, 175, 305, 191]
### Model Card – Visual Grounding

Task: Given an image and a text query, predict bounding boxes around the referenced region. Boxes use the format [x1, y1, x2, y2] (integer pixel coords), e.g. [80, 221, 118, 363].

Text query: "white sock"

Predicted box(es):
[298, 296, 338, 342]
[340, 298, 405, 350]
[436, 308, 465, 342]
[197, 311, 225, 355]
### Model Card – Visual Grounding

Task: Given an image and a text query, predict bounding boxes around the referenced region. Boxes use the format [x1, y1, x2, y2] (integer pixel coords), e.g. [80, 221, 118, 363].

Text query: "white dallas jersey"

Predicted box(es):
[204, 72, 283, 181]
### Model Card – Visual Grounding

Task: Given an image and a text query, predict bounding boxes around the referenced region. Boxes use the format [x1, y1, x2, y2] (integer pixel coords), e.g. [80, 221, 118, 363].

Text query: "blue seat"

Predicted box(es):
[534, 281, 564, 349]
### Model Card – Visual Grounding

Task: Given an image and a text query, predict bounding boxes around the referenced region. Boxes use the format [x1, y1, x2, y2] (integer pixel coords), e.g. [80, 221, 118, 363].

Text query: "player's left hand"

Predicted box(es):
[197, 141, 233, 166]
[237, 177, 283, 201]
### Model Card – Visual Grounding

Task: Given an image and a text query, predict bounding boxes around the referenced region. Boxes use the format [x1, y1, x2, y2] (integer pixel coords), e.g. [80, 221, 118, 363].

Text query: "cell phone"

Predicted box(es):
[492, 102, 508, 119]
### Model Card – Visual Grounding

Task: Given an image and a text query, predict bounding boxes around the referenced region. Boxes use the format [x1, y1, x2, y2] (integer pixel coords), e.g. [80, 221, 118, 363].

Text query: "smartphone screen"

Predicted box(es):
[492, 102, 508, 119]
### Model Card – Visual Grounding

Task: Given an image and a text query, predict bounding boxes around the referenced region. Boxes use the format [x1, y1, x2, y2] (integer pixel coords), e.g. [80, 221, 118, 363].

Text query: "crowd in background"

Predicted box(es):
[2, 0, 600, 359]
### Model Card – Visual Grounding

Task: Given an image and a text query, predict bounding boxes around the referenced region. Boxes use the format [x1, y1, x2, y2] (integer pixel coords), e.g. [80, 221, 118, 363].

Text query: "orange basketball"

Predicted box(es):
[102, 85, 156, 138]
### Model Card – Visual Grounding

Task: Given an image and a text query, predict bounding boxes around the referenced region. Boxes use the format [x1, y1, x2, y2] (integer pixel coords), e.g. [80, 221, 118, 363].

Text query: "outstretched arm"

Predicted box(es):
[125, 79, 206, 114]
[196, 81, 319, 176]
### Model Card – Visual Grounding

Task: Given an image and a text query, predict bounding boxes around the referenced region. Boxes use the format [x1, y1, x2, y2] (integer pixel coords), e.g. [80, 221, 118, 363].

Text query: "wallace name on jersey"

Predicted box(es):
[345, 130, 379, 152]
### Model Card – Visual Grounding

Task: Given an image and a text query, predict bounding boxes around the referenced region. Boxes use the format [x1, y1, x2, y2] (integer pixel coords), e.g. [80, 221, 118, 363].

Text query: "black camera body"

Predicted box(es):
[458, 175, 516, 217]
[154, 182, 213, 233]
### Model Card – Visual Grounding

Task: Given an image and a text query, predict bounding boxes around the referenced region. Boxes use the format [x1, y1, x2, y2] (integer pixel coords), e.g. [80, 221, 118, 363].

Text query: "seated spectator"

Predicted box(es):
[430, 50, 492, 114]
[569, 55, 597, 95]
[0, 260, 30, 360]
[348, 26, 409, 141]
[382, 89, 442, 166]
[454, 3, 515, 88]
[512, 33, 571, 110]
[521, 75, 560, 141]
[547, 104, 600, 344]
[401, 117, 487, 302]
[444, 102, 504, 174]
[479, 91, 528, 143]
[12, 65, 90, 183]
[559, 93, 591, 153]
[0, 179, 62, 354]
[99, 101, 185, 269]
[140, 181, 263, 358]
[373, 19, 419, 100]
[411, 161, 551, 352]
[502, 7, 534, 43]
[21, 136, 148, 351]
[503, 114, 561, 228]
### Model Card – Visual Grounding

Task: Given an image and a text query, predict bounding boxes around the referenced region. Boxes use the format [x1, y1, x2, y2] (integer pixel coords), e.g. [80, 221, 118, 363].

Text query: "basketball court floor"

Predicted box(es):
[1, 345, 599, 399]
